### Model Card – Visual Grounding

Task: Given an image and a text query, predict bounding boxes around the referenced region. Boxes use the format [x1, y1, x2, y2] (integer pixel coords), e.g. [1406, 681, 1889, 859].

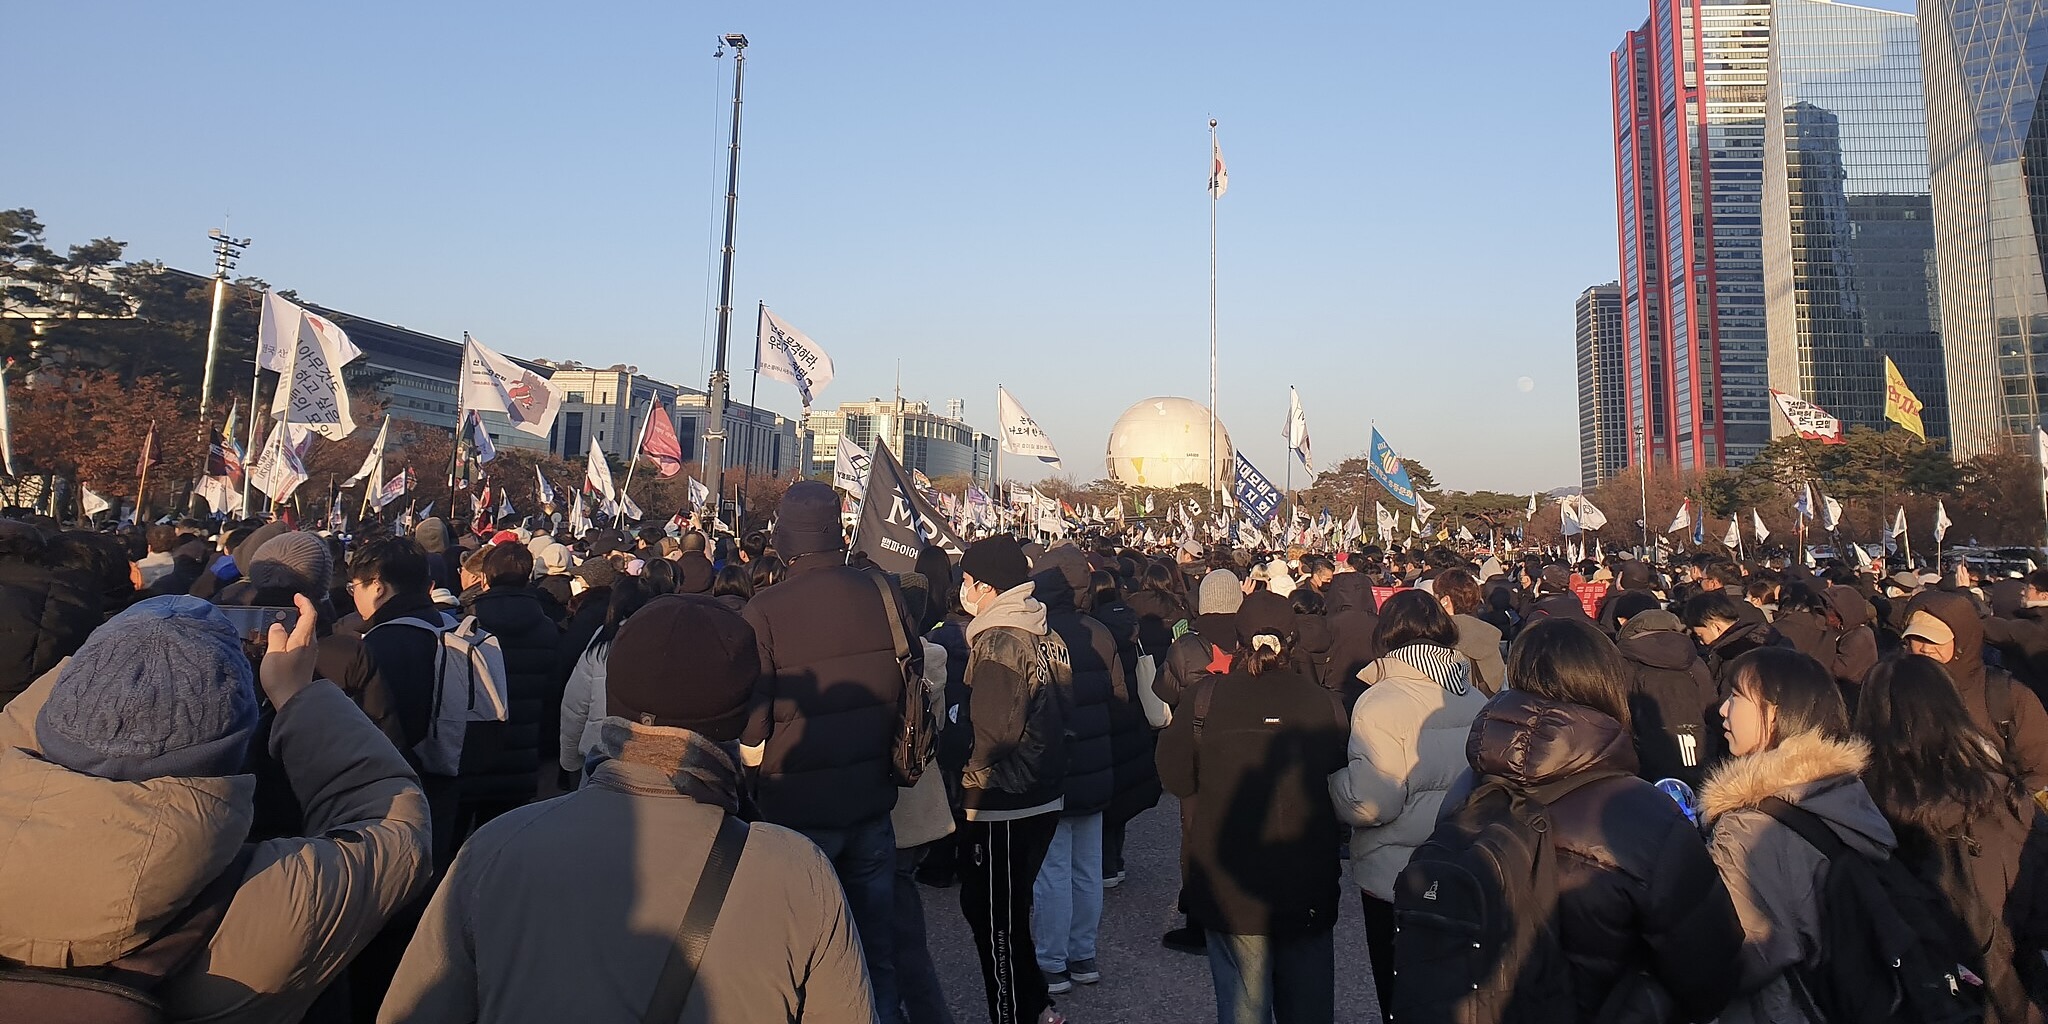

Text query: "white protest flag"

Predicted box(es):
[80, 486, 111, 517]
[568, 489, 589, 536]
[688, 475, 711, 509]
[1561, 497, 1583, 537]
[1723, 519, 1740, 549]
[1821, 493, 1843, 532]
[1574, 496, 1608, 531]
[619, 489, 643, 522]
[1666, 499, 1692, 535]
[834, 438, 872, 496]
[998, 386, 1061, 468]
[196, 475, 242, 516]
[345, 416, 389, 486]
[1457, 525, 1476, 542]
[1752, 508, 1770, 545]
[264, 295, 362, 441]
[755, 306, 836, 410]
[1209, 129, 1228, 199]
[2038, 428, 2048, 499]
[1852, 542, 1873, 569]
[1934, 500, 1952, 542]
[1375, 502, 1396, 544]
[0, 361, 15, 477]
[1344, 507, 1361, 546]
[1415, 491, 1436, 526]
[1284, 386, 1313, 472]
[1526, 492, 1538, 521]
[535, 465, 557, 511]
[583, 436, 615, 501]
[461, 334, 564, 437]
[248, 424, 309, 503]
[1893, 506, 1909, 548]
[469, 411, 497, 464]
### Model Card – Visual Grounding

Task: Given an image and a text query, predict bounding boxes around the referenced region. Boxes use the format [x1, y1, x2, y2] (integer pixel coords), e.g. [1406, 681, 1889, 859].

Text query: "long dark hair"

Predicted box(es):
[1856, 654, 2024, 831]
[592, 578, 655, 652]
[1505, 618, 1633, 732]
[1726, 647, 1849, 746]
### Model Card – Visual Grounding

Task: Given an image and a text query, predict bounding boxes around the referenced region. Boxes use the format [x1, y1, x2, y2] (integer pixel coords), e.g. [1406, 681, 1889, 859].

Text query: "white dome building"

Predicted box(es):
[1105, 397, 1232, 490]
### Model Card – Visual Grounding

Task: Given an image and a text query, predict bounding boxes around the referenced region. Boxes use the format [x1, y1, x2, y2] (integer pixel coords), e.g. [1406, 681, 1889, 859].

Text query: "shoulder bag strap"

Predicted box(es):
[1758, 795, 1849, 860]
[869, 572, 912, 672]
[1190, 677, 1218, 788]
[642, 815, 750, 1024]
[1987, 670, 2017, 753]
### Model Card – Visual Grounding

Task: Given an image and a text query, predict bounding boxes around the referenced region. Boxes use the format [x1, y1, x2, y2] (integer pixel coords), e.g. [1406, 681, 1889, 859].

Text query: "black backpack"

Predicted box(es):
[1391, 770, 1626, 1024]
[1759, 797, 1986, 1024]
[0, 846, 254, 1024]
[871, 571, 937, 787]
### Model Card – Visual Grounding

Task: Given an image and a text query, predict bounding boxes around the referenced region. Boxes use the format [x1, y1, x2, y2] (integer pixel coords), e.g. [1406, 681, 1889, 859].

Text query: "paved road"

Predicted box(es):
[917, 796, 1384, 1024]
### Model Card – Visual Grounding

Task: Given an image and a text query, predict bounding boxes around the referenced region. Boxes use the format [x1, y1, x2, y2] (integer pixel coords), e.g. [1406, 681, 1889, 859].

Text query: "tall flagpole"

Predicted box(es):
[994, 384, 1005, 533]
[1207, 118, 1220, 513]
[451, 333, 470, 515]
[616, 396, 657, 528]
[742, 302, 764, 511]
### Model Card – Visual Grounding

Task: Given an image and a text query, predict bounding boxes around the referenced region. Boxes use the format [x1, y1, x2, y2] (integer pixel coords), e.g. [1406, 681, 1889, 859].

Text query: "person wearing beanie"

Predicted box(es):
[1531, 562, 1596, 627]
[1157, 589, 1349, 1023]
[956, 535, 1072, 1024]
[0, 594, 431, 1023]
[1156, 569, 1243, 711]
[412, 517, 460, 595]
[532, 542, 576, 623]
[382, 595, 874, 1023]
[740, 478, 921, 1018]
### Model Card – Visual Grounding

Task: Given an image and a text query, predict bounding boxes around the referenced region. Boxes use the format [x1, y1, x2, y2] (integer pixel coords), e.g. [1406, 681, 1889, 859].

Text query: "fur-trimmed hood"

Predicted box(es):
[1700, 731, 1894, 854]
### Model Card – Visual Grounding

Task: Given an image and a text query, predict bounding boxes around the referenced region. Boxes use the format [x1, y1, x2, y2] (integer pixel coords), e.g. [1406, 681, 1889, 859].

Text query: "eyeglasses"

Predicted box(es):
[346, 578, 380, 592]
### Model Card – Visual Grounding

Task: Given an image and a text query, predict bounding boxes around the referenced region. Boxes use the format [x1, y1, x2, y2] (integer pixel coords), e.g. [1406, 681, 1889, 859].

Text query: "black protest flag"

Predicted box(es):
[852, 439, 965, 574]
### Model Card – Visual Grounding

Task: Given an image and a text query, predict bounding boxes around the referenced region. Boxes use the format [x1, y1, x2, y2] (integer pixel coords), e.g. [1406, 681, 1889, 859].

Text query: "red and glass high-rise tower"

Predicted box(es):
[1612, 0, 1773, 472]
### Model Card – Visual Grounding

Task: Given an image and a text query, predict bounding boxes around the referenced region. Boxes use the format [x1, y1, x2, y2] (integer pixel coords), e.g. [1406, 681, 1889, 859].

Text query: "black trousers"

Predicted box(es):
[958, 813, 1060, 1024]
[1361, 891, 1397, 1009]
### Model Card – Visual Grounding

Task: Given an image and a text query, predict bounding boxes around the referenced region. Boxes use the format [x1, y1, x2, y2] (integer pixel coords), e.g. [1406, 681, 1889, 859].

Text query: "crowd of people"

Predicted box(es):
[3, 482, 2048, 1024]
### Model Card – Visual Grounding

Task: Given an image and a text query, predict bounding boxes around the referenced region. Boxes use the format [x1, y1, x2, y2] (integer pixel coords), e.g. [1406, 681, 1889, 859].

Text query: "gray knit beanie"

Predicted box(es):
[1198, 570, 1244, 615]
[247, 531, 333, 595]
[36, 596, 258, 782]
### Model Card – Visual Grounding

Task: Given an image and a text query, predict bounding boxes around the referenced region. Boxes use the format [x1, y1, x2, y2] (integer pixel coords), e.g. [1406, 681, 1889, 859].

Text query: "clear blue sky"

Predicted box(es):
[10, 0, 1914, 492]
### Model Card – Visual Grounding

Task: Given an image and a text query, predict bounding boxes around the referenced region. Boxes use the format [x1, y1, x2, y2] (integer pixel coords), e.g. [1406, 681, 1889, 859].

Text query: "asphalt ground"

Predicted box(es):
[917, 795, 1383, 1024]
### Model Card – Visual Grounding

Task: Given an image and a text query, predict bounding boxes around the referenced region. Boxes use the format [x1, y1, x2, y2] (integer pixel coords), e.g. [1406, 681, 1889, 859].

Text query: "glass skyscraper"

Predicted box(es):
[1762, 0, 1949, 440]
[1920, 0, 2048, 453]
[1578, 283, 1631, 489]
[1612, 0, 1774, 472]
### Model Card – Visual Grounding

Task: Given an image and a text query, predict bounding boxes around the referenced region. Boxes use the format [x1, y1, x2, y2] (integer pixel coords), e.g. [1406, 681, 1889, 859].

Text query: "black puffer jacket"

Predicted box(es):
[1087, 595, 1160, 818]
[931, 616, 974, 776]
[1615, 612, 1726, 790]
[1702, 618, 1784, 686]
[1155, 612, 1234, 710]
[741, 556, 913, 830]
[1322, 574, 1380, 705]
[0, 561, 101, 708]
[1125, 588, 1188, 659]
[1034, 555, 1117, 817]
[1451, 690, 1744, 1024]
[464, 586, 562, 804]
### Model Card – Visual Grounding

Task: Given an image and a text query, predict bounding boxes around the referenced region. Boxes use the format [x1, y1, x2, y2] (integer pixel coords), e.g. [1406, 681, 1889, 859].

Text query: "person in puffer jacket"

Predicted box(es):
[1433, 618, 1744, 1023]
[1701, 646, 1898, 1024]
[0, 519, 102, 708]
[1615, 608, 1727, 790]
[0, 595, 430, 1024]
[1028, 545, 1119, 995]
[1154, 569, 1241, 711]
[956, 535, 1071, 1024]
[1328, 589, 1488, 1007]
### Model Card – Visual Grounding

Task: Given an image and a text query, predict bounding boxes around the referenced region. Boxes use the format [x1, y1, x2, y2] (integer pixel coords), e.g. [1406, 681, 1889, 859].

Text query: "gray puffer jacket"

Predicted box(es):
[1701, 731, 1897, 1024]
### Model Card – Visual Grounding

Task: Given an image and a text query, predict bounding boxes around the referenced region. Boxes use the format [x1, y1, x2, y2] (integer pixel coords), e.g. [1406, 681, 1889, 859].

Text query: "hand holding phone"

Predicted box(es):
[216, 605, 300, 644]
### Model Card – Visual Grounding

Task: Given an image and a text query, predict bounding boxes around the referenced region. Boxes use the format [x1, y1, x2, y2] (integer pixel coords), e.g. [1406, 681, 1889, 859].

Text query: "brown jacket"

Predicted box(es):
[0, 663, 431, 1024]
[379, 718, 874, 1024]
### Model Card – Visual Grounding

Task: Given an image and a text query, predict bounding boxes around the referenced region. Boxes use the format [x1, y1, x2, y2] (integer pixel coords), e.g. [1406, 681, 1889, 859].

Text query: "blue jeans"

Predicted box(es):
[802, 814, 898, 1021]
[1031, 812, 1104, 972]
[1205, 928, 1335, 1024]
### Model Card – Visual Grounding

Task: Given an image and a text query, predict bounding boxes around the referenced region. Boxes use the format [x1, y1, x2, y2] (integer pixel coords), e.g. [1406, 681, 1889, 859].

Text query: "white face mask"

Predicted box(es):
[960, 586, 984, 617]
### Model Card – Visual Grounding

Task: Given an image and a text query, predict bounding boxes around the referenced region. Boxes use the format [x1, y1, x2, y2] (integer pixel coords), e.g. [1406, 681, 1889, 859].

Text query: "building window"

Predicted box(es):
[564, 412, 583, 457]
[567, 392, 585, 404]
[679, 417, 698, 462]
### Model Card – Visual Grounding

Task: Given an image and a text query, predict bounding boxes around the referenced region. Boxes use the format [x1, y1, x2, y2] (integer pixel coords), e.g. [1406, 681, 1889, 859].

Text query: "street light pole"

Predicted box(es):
[195, 229, 249, 515]
[702, 33, 748, 524]
[1637, 426, 1648, 558]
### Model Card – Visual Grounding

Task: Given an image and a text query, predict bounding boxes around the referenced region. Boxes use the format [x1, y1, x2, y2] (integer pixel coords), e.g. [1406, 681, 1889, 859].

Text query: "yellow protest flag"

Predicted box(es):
[1883, 356, 1925, 440]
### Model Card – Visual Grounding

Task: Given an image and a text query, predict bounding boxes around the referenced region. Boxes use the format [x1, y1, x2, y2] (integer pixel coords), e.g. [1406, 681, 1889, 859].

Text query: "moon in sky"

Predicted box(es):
[1516, 376, 1535, 393]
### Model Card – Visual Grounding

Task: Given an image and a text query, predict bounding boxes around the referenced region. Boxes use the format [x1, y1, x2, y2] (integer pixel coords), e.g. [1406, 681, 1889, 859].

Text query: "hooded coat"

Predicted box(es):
[1450, 613, 1506, 695]
[1701, 732, 1898, 1024]
[959, 582, 1069, 821]
[1615, 610, 1727, 789]
[1321, 573, 1381, 706]
[1155, 611, 1235, 711]
[1125, 587, 1188, 660]
[1328, 645, 1488, 898]
[1085, 592, 1160, 821]
[1826, 585, 1880, 691]
[1446, 690, 1745, 1024]
[1032, 549, 1117, 817]
[0, 559, 100, 708]
[0, 668, 431, 1024]
[464, 586, 563, 804]
[1985, 603, 2048, 707]
[1912, 590, 2048, 795]
[1703, 618, 1785, 686]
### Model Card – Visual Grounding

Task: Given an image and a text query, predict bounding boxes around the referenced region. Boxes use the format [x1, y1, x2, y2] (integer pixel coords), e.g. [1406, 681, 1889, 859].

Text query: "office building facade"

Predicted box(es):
[1612, 0, 1774, 471]
[1578, 283, 1631, 489]
[807, 398, 994, 487]
[1920, 0, 2048, 453]
[541, 362, 795, 477]
[1762, 0, 1948, 441]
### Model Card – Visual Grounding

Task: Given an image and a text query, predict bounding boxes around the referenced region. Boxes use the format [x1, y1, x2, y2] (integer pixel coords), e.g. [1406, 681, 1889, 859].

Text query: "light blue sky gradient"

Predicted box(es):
[11, 0, 1915, 491]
